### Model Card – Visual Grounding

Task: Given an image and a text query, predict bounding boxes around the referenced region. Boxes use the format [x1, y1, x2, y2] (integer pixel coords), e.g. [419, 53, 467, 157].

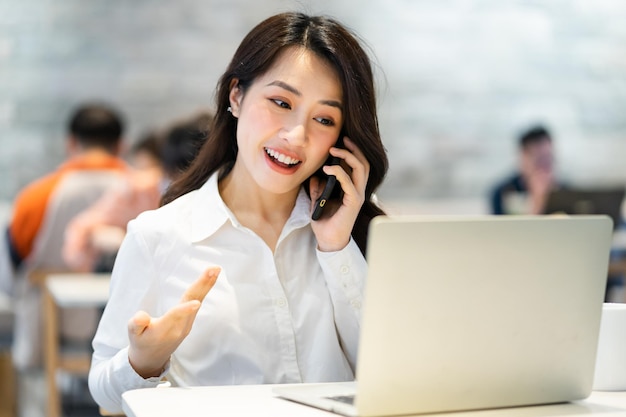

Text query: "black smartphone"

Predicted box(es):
[311, 137, 344, 221]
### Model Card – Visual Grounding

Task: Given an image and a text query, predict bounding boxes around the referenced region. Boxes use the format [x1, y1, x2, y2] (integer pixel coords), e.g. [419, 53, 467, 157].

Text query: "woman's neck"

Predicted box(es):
[218, 166, 300, 251]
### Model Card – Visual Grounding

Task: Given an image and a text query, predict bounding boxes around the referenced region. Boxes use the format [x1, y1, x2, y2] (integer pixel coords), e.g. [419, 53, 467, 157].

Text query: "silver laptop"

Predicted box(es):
[274, 215, 613, 416]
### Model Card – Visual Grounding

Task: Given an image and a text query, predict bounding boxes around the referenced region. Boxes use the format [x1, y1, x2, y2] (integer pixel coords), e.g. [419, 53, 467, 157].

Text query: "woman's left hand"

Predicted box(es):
[310, 136, 370, 252]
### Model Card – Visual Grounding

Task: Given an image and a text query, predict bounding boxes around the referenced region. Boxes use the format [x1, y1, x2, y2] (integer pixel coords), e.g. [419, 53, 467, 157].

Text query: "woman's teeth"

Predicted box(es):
[265, 148, 301, 165]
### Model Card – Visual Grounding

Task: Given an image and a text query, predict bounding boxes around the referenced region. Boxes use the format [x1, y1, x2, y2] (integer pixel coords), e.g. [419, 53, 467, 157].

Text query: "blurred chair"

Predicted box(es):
[43, 273, 111, 417]
[1, 199, 15, 417]
[0, 291, 15, 417]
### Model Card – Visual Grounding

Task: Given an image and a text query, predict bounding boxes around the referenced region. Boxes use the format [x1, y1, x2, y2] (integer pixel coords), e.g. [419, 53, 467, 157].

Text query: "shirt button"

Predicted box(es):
[340, 265, 350, 275]
[276, 298, 287, 308]
[350, 300, 361, 309]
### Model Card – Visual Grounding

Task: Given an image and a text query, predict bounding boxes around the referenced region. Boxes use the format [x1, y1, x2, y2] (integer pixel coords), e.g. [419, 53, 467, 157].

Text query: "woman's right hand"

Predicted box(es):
[127, 266, 221, 378]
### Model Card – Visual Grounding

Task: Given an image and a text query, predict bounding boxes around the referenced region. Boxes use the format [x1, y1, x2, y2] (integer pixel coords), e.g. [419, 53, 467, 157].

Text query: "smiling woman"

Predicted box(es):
[163, 12, 389, 253]
[87, 11, 389, 414]
[223, 46, 344, 217]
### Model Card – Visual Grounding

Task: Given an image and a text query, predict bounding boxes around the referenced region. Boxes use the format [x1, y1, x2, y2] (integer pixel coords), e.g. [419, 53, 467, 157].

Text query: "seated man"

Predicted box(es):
[490, 125, 563, 215]
[62, 110, 212, 273]
[5, 102, 128, 370]
[62, 132, 165, 273]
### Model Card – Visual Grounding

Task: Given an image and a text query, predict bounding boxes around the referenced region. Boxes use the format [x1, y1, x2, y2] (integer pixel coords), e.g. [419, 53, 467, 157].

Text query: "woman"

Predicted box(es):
[89, 12, 388, 413]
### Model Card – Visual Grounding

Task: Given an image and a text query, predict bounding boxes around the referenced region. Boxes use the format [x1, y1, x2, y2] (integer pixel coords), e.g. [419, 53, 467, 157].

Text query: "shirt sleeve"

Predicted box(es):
[8, 174, 58, 265]
[316, 237, 367, 371]
[88, 220, 167, 413]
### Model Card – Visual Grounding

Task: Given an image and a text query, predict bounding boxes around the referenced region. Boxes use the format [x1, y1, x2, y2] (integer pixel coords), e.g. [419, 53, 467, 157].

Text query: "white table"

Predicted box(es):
[45, 273, 110, 307]
[122, 384, 626, 417]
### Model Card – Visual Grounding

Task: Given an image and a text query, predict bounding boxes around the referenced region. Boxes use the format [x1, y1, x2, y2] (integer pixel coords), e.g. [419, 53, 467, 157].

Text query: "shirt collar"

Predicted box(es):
[285, 187, 313, 232]
[190, 171, 313, 243]
[190, 171, 230, 243]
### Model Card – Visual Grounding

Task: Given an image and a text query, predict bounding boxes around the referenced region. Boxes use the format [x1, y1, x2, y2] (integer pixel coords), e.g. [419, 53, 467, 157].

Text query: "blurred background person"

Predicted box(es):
[128, 131, 164, 174]
[159, 110, 213, 189]
[62, 132, 164, 273]
[62, 110, 213, 273]
[489, 125, 563, 215]
[5, 102, 128, 370]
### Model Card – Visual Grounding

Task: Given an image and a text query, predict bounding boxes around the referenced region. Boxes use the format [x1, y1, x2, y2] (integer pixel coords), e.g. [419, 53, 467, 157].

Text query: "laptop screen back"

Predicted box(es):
[544, 188, 625, 229]
[355, 215, 612, 416]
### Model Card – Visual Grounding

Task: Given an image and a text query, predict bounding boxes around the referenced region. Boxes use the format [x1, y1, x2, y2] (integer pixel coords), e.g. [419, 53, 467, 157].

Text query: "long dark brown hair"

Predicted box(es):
[162, 12, 388, 255]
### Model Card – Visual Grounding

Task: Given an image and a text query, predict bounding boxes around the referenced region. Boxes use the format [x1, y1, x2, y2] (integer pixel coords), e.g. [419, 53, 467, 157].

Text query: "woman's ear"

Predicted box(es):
[228, 79, 243, 118]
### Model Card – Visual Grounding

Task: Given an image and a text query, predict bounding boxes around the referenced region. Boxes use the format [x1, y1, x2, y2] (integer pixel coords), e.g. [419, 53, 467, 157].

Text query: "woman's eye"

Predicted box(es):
[272, 99, 291, 109]
[315, 117, 334, 126]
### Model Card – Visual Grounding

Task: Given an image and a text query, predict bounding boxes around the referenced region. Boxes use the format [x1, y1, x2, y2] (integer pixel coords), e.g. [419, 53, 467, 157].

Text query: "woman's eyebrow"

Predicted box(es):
[320, 99, 343, 110]
[267, 80, 343, 110]
[267, 80, 301, 96]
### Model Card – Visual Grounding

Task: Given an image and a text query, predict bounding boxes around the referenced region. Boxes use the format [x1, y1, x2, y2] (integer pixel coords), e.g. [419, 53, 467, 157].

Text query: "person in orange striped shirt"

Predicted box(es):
[5, 102, 130, 371]
[5, 102, 129, 272]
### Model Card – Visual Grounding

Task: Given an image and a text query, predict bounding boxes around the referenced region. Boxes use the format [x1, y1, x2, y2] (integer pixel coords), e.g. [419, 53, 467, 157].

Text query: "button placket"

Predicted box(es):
[269, 247, 301, 382]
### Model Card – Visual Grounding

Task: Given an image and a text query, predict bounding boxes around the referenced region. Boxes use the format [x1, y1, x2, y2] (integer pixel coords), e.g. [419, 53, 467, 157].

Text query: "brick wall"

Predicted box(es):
[1, 0, 625, 204]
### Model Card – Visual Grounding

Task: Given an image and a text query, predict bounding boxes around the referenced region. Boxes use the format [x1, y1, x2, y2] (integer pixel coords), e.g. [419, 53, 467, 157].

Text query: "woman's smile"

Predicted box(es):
[264, 146, 302, 173]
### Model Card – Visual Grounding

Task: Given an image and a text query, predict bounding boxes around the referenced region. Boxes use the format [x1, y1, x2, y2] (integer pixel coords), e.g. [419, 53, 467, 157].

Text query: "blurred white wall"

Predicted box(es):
[1, 0, 625, 211]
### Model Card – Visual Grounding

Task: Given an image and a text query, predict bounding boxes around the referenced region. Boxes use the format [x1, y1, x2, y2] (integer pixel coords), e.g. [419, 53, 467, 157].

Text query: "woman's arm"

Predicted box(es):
[88, 220, 220, 413]
[88, 222, 163, 413]
[316, 238, 367, 371]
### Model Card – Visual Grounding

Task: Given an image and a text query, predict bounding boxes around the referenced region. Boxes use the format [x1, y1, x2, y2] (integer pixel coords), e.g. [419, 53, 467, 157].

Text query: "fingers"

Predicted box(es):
[154, 300, 202, 336]
[127, 268, 221, 379]
[341, 137, 370, 190]
[128, 310, 152, 336]
[180, 266, 221, 304]
[328, 138, 369, 187]
[324, 137, 370, 203]
[129, 267, 220, 339]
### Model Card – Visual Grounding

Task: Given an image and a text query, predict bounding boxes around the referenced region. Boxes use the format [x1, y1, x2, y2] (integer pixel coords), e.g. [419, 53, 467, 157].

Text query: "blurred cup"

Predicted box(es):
[593, 303, 626, 391]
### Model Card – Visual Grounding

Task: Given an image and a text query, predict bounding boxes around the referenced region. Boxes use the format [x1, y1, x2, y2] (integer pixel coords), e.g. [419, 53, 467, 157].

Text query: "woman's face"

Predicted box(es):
[228, 46, 344, 195]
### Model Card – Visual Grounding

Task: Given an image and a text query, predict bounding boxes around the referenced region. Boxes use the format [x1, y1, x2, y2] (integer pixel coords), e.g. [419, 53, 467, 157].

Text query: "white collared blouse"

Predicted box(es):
[88, 171, 368, 413]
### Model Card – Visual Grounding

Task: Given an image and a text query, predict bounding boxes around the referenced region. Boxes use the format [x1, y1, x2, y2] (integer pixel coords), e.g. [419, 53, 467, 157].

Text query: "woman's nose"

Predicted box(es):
[282, 122, 306, 146]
